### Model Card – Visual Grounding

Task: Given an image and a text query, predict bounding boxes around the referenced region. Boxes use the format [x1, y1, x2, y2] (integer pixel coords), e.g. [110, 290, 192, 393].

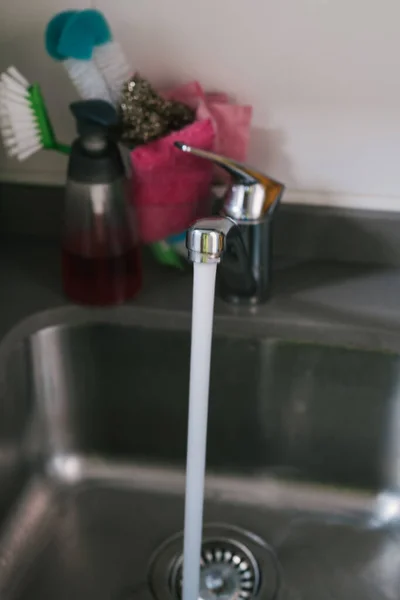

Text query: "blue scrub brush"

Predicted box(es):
[45, 10, 131, 106]
[46, 10, 111, 103]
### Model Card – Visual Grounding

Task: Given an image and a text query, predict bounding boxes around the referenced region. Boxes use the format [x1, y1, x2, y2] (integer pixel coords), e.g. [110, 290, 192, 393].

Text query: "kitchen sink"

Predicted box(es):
[0, 307, 399, 599]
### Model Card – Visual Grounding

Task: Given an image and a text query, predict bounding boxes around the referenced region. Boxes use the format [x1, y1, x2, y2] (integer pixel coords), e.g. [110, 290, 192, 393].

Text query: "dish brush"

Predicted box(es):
[45, 9, 131, 107]
[0, 66, 70, 161]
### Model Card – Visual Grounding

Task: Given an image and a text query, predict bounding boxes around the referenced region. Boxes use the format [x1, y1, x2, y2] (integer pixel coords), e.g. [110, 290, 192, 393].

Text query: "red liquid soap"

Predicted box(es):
[62, 241, 142, 306]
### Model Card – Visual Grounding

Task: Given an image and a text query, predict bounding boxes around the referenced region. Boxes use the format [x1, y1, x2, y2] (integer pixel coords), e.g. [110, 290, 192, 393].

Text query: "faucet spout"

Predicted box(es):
[186, 216, 237, 264]
[187, 216, 258, 300]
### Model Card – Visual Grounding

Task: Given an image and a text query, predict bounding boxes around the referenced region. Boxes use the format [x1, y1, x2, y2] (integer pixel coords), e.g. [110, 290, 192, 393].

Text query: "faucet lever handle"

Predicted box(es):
[174, 142, 258, 186]
[174, 142, 285, 220]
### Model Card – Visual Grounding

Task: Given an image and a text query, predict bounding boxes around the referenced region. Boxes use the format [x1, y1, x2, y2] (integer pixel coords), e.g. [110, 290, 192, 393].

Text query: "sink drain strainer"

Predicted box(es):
[171, 538, 260, 600]
[148, 524, 280, 600]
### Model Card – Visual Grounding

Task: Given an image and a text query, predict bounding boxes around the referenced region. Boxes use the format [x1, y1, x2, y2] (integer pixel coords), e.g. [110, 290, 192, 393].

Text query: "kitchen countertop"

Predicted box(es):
[1, 237, 400, 352]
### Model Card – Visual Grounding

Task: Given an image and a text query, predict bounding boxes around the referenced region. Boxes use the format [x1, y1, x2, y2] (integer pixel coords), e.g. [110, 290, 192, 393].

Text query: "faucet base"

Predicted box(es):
[219, 292, 270, 306]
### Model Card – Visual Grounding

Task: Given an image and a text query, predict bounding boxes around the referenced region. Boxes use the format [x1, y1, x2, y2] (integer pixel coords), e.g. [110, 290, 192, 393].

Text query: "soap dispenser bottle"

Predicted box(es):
[62, 99, 142, 305]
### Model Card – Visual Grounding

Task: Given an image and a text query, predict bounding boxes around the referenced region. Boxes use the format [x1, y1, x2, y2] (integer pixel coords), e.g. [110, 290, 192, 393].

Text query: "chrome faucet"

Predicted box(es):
[175, 143, 285, 305]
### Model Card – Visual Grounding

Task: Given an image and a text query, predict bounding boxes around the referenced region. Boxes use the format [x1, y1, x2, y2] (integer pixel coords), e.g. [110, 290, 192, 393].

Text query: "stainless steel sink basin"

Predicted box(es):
[0, 307, 400, 600]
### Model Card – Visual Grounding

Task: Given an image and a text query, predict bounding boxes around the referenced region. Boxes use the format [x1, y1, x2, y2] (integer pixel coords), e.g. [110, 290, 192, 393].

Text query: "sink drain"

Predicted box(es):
[171, 538, 260, 600]
[148, 524, 280, 600]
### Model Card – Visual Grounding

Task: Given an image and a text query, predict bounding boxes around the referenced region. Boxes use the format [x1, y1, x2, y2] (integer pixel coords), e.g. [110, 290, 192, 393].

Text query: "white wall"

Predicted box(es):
[1, 0, 400, 210]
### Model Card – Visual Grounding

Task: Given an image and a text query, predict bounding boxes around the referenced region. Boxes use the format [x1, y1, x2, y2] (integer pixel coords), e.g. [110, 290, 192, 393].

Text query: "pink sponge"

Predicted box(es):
[131, 119, 215, 244]
[165, 81, 252, 182]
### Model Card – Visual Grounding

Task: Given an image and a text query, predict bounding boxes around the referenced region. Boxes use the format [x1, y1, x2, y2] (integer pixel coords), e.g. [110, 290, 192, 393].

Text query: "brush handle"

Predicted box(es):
[54, 142, 71, 155]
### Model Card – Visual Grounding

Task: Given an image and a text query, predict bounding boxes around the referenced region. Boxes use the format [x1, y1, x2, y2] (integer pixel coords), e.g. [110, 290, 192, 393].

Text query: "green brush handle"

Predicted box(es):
[30, 84, 71, 156]
[53, 142, 71, 155]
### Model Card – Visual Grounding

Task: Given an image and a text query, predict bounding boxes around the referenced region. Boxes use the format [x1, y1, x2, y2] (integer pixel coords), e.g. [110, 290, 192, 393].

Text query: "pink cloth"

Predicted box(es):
[131, 119, 215, 243]
[165, 81, 252, 181]
[130, 81, 253, 243]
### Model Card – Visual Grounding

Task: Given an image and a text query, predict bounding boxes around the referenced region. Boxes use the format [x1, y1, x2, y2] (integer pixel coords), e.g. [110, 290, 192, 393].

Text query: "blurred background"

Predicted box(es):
[1, 0, 400, 210]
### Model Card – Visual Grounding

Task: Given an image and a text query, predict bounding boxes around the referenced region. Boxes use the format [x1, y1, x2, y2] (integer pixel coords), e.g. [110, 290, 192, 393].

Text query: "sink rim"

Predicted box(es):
[1, 304, 400, 376]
